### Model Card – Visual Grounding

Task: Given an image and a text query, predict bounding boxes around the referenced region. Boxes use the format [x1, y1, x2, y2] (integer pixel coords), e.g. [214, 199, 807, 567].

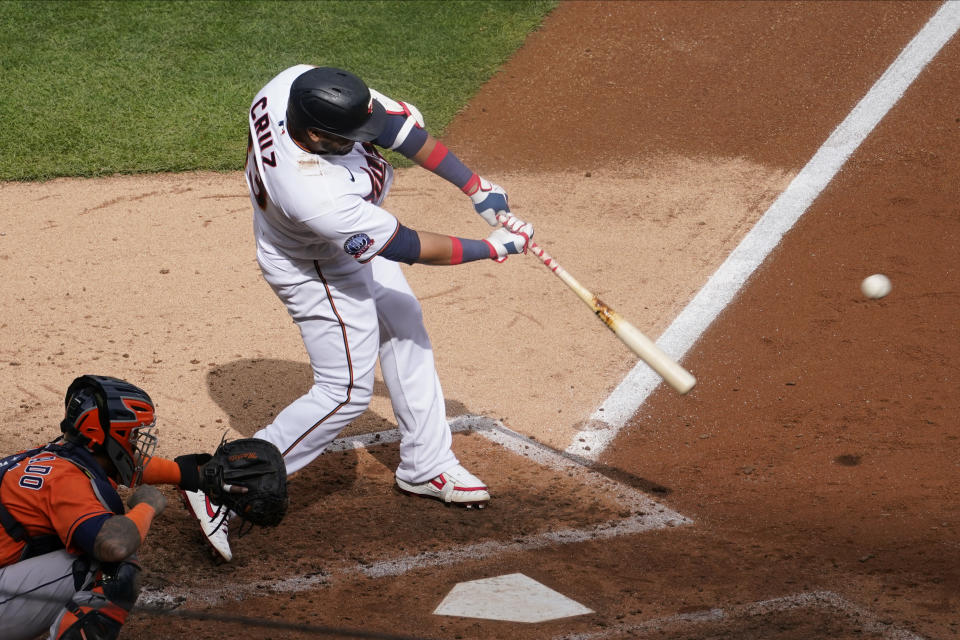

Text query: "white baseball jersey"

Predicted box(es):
[246, 64, 400, 269]
[242, 65, 458, 482]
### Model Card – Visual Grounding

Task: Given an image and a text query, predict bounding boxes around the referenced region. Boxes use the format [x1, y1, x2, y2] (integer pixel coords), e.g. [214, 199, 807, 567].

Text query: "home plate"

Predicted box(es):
[434, 573, 593, 623]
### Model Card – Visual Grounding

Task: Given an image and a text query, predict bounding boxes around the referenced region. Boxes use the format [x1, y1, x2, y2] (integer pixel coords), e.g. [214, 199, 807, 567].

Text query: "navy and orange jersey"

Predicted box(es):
[0, 442, 123, 567]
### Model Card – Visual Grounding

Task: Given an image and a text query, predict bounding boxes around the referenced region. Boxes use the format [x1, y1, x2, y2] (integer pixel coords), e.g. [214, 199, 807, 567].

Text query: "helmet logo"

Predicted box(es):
[367, 97, 374, 115]
[77, 409, 105, 445]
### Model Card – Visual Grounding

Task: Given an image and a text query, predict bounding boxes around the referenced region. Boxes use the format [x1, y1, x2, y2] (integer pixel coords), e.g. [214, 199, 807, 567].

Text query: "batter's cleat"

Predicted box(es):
[396, 464, 490, 508]
[180, 489, 232, 562]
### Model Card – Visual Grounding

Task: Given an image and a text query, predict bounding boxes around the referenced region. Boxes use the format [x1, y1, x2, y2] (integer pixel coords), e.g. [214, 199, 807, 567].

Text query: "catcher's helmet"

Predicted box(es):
[60, 375, 157, 487]
[286, 67, 386, 142]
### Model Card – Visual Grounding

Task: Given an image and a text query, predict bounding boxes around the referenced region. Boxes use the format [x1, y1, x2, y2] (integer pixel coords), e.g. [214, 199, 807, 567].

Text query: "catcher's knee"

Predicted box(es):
[53, 561, 141, 640]
[101, 560, 142, 610]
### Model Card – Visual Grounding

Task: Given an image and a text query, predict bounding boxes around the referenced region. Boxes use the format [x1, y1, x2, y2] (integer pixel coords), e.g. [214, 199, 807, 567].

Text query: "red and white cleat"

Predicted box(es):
[396, 464, 490, 508]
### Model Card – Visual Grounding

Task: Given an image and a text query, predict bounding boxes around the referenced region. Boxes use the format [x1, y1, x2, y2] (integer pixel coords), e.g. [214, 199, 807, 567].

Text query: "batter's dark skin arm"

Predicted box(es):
[415, 231, 457, 265]
[388, 227, 504, 266]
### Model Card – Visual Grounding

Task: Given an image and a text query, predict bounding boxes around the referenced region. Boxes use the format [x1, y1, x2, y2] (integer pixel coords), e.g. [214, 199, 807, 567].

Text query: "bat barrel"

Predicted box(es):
[496, 213, 696, 394]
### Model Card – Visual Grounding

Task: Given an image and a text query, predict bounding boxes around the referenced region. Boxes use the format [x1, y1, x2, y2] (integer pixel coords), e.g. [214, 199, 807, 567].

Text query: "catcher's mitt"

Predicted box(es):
[200, 437, 288, 527]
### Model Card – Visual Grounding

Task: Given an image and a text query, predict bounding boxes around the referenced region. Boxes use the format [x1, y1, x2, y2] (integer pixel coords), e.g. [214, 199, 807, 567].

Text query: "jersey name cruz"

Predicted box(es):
[250, 97, 277, 167]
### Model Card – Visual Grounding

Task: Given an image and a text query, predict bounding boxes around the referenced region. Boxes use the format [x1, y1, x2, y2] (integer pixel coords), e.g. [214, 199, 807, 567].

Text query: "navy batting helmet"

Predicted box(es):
[286, 67, 387, 142]
[60, 375, 158, 487]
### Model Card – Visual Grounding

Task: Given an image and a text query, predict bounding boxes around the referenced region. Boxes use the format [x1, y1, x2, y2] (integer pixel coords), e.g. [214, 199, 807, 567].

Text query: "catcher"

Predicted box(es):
[0, 375, 286, 640]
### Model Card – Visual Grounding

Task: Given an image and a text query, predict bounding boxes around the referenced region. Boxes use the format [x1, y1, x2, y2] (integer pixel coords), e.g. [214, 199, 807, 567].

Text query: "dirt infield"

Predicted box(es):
[2, 2, 958, 639]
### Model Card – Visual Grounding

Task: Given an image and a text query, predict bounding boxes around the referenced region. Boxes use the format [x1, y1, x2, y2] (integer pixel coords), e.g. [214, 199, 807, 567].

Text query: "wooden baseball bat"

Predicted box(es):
[499, 215, 696, 394]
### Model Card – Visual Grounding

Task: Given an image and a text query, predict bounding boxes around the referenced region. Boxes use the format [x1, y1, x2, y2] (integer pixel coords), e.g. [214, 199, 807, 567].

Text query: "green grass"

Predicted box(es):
[0, 0, 556, 181]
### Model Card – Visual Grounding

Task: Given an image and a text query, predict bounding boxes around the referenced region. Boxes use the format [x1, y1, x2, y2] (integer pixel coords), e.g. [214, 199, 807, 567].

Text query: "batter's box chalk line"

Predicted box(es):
[552, 590, 927, 640]
[140, 414, 691, 608]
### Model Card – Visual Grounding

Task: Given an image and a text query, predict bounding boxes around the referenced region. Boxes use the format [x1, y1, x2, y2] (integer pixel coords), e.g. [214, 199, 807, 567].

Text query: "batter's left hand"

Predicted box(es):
[470, 177, 509, 226]
[485, 217, 533, 262]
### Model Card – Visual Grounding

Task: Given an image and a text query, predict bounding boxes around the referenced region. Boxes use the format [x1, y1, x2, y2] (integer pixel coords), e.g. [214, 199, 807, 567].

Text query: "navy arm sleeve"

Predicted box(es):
[379, 223, 421, 265]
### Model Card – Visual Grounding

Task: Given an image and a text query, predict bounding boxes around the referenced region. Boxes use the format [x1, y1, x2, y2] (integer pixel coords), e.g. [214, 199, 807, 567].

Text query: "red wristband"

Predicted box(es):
[423, 141, 449, 171]
[450, 237, 464, 265]
[461, 173, 481, 196]
[449, 236, 497, 263]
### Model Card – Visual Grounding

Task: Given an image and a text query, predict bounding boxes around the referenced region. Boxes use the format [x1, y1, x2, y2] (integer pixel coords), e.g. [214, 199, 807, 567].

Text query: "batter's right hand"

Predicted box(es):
[127, 484, 167, 516]
[470, 177, 509, 226]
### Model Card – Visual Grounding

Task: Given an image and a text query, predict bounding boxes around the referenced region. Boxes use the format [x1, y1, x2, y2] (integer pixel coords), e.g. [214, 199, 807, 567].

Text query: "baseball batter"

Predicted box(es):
[183, 64, 532, 561]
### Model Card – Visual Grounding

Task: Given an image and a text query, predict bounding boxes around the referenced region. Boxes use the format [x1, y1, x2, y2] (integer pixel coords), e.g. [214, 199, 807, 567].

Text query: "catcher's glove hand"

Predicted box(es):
[199, 437, 288, 528]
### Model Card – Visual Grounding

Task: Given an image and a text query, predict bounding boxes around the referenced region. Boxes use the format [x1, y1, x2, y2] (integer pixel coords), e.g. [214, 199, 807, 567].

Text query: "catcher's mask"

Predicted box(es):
[286, 66, 386, 142]
[60, 375, 157, 487]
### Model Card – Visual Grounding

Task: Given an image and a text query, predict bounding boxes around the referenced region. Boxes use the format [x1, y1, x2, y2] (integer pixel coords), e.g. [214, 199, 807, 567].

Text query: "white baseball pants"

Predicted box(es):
[254, 253, 458, 483]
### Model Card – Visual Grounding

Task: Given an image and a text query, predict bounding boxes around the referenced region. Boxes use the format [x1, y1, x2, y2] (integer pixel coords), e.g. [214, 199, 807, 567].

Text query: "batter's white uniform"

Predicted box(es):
[244, 65, 457, 482]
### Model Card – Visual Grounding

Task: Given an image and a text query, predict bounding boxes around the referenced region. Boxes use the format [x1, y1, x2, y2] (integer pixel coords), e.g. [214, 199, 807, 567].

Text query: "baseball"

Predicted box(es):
[861, 273, 892, 299]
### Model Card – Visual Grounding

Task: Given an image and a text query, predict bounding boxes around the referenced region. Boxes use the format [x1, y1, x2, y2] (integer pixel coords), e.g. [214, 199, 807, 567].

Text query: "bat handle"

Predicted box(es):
[528, 242, 562, 274]
[495, 213, 559, 271]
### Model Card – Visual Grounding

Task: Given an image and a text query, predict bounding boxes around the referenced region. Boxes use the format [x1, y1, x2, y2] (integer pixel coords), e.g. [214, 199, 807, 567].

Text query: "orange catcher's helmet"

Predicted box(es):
[60, 375, 157, 486]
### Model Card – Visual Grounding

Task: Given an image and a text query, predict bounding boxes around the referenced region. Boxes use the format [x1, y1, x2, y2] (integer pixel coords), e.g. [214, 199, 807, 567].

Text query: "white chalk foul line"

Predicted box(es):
[140, 416, 690, 608]
[567, 0, 960, 459]
[553, 590, 927, 640]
